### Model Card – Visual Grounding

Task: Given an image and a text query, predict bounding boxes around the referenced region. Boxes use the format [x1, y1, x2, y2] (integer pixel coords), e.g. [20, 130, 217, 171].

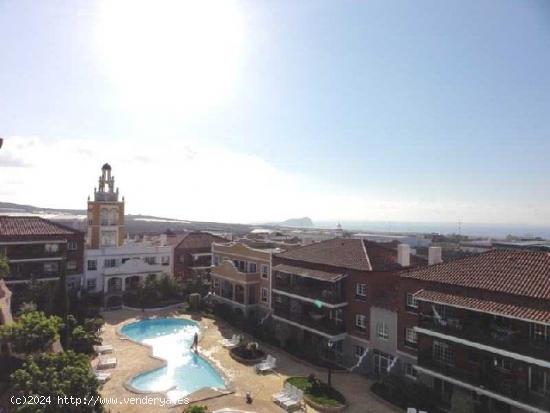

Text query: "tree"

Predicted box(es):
[0, 253, 9, 278]
[53, 263, 69, 347]
[64, 315, 103, 355]
[11, 350, 103, 413]
[0, 311, 63, 354]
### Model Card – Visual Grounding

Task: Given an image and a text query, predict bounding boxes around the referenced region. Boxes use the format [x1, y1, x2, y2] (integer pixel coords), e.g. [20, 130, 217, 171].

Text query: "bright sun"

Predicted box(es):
[95, 0, 244, 114]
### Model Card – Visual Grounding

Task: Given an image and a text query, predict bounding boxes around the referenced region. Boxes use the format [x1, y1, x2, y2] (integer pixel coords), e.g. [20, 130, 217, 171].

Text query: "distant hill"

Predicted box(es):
[278, 217, 314, 228]
[0, 201, 252, 236]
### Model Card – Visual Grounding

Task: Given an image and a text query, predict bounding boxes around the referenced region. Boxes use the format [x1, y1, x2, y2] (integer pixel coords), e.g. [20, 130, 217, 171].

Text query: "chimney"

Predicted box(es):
[397, 244, 411, 267]
[428, 246, 443, 265]
[159, 233, 168, 246]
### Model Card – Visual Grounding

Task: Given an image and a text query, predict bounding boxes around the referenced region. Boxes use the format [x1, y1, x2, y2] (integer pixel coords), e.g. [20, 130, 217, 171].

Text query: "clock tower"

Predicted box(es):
[87, 163, 125, 249]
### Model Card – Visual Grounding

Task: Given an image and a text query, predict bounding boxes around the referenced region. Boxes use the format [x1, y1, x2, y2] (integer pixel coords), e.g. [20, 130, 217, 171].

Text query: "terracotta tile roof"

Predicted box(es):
[0, 216, 81, 239]
[275, 237, 424, 272]
[272, 264, 345, 282]
[414, 289, 550, 325]
[171, 232, 227, 250]
[402, 249, 550, 300]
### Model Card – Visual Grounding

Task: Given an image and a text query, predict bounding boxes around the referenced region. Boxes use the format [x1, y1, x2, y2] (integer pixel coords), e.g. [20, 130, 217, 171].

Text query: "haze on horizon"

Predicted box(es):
[1, 0, 550, 227]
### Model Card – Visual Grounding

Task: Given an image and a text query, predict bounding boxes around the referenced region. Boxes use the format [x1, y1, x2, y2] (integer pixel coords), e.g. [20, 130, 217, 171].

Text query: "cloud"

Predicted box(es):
[0, 136, 548, 226]
[0, 152, 31, 167]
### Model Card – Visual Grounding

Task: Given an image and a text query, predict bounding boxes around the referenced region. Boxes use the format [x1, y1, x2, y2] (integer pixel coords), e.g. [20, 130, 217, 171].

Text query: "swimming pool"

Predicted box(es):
[121, 318, 225, 397]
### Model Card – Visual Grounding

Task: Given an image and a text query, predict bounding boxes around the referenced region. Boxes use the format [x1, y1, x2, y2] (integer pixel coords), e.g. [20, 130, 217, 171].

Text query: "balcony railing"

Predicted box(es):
[419, 314, 550, 361]
[418, 349, 550, 410]
[273, 279, 345, 304]
[273, 304, 346, 336]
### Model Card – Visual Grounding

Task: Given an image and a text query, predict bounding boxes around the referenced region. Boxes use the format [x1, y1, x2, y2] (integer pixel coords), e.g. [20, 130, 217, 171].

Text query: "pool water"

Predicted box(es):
[121, 318, 225, 396]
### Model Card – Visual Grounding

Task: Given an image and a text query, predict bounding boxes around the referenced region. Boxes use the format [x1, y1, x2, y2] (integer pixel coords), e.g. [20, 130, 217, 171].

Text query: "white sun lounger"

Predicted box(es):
[282, 389, 303, 411]
[220, 334, 240, 348]
[94, 371, 111, 383]
[94, 344, 113, 354]
[272, 382, 292, 402]
[97, 356, 117, 369]
[275, 385, 298, 407]
[255, 355, 276, 374]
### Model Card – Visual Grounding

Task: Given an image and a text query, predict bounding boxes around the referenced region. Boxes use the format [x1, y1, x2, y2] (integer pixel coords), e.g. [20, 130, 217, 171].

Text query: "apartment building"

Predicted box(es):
[169, 231, 227, 284]
[210, 241, 281, 316]
[400, 249, 550, 413]
[0, 216, 85, 302]
[271, 237, 426, 373]
[83, 164, 173, 308]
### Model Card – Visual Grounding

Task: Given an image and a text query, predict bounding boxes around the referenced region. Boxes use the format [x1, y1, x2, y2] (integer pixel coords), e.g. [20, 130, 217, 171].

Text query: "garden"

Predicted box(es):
[287, 375, 346, 411]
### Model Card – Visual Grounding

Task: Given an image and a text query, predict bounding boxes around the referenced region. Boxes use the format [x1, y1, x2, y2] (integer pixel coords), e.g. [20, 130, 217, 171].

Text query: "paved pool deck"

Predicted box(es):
[98, 308, 399, 413]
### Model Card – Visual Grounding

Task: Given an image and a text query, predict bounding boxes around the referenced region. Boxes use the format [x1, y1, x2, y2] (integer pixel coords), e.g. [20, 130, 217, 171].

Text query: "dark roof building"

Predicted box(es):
[399, 249, 550, 413]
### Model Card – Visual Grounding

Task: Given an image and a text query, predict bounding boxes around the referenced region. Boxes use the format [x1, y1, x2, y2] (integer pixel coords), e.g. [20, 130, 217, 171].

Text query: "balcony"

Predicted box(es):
[418, 349, 550, 411]
[418, 314, 550, 362]
[273, 276, 345, 305]
[273, 302, 346, 336]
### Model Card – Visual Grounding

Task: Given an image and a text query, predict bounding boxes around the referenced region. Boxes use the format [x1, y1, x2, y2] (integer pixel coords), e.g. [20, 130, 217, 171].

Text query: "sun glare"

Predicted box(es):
[95, 0, 244, 114]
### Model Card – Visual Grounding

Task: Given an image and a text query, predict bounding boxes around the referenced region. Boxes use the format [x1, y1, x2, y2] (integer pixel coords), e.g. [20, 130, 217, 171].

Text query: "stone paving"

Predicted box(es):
[98, 308, 399, 413]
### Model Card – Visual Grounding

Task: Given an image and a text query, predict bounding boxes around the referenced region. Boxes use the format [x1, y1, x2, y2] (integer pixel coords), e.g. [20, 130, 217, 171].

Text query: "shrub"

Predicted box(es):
[0, 311, 63, 354]
[185, 405, 208, 413]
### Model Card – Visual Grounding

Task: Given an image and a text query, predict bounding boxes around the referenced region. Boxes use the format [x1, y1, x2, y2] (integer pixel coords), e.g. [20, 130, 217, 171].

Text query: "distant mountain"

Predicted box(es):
[0, 201, 253, 236]
[278, 217, 314, 228]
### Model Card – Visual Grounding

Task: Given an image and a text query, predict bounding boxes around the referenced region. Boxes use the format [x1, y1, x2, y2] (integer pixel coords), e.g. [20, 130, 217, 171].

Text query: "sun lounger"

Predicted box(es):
[94, 371, 111, 383]
[97, 356, 117, 369]
[282, 389, 303, 411]
[94, 344, 113, 354]
[220, 334, 240, 348]
[272, 383, 292, 402]
[255, 355, 276, 374]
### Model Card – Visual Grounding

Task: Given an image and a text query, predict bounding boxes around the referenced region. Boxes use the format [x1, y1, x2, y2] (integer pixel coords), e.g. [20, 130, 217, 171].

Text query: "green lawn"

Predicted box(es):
[287, 376, 346, 407]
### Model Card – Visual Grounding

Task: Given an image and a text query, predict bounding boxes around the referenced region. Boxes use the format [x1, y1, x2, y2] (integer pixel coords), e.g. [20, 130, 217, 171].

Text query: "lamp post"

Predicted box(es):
[327, 339, 334, 388]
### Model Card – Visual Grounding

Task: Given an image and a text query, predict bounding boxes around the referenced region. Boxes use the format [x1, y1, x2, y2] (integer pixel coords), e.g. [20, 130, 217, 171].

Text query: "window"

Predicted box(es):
[356, 283, 367, 298]
[261, 264, 269, 278]
[531, 367, 550, 395]
[213, 278, 220, 288]
[433, 340, 454, 365]
[104, 258, 117, 268]
[67, 260, 77, 271]
[87, 279, 97, 291]
[44, 243, 59, 253]
[406, 292, 418, 309]
[43, 262, 59, 274]
[144, 256, 157, 265]
[87, 260, 97, 271]
[161, 255, 170, 265]
[405, 327, 417, 347]
[213, 255, 220, 266]
[233, 260, 246, 272]
[405, 363, 418, 379]
[355, 314, 367, 330]
[493, 356, 512, 371]
[274, 294, 283, 304]
[67, 240, 78, 251]
[376, 322, 389, 340]
[354, 345, 365, 359]
[179, 254, 186, 263]
[261, 287, 269, 303]
[248, 262, 257, 273]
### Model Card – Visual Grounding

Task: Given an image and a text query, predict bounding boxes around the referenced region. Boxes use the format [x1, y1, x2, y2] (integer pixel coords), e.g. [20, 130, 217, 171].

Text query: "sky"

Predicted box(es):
[1, 0, 550, 226]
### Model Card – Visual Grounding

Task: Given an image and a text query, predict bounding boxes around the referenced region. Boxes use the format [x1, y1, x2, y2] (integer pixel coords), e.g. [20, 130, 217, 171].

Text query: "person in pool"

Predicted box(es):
[190, 331, 198, 352]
